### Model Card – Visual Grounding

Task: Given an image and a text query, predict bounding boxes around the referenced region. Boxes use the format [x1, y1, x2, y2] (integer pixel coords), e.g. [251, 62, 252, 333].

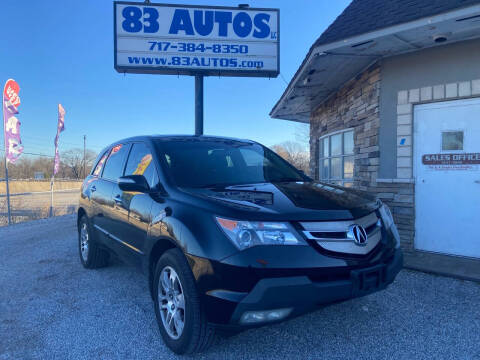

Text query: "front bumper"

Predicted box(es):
[203, 248, 403, 327]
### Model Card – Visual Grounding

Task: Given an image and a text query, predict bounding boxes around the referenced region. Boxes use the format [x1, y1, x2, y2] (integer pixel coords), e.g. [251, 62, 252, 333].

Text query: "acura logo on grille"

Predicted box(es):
[349, 224, 368, 246]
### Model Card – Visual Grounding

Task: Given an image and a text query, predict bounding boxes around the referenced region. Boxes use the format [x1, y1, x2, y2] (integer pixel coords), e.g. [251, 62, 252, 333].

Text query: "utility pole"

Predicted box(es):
[83, 135, 86, 178]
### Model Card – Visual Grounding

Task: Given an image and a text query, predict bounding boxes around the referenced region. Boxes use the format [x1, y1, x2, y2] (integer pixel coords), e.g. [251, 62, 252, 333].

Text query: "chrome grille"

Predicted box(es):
[300, 212, 382, 255]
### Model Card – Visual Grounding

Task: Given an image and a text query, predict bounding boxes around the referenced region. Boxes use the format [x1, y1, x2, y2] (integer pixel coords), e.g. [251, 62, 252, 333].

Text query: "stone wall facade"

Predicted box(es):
[309, 62, 416, 254]
[369, 181, 415, 254]
[309, 63, 381, 189]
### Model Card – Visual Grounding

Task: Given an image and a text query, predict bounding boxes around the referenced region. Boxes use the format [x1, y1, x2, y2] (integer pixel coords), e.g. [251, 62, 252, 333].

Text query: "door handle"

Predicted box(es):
[90, 185, 96, 193]
[114, 195, 122, 204]
[475, 180, 480, 184]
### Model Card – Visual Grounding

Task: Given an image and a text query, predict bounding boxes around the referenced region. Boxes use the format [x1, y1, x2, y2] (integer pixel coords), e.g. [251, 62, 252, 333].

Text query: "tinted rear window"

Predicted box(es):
[102, 144, 129, 181]
[92, 151, 108, 177]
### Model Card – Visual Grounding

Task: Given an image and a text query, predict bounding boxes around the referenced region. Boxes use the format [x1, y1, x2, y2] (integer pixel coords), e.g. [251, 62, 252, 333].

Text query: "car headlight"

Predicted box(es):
[215, 217, 306, 250]
[378, 203, 401, 248]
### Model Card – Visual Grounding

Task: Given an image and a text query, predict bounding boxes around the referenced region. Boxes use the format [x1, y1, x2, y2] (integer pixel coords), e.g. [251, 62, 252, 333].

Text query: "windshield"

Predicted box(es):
[155, 139, 307, 188]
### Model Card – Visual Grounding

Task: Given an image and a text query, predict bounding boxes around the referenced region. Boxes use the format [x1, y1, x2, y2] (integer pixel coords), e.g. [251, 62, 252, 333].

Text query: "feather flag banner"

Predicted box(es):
[3, 79, 23, 164]
[53, 104, 66, 175]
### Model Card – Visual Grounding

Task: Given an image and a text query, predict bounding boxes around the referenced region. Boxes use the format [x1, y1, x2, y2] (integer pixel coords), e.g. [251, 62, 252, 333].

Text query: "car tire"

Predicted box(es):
[153, 248, 216, 354]
[78, 215, 109, 269]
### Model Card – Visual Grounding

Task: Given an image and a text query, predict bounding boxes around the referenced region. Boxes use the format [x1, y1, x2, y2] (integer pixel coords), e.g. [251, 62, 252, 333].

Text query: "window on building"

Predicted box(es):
[319, 129, 354, 187]
[442, 131, 463, 151]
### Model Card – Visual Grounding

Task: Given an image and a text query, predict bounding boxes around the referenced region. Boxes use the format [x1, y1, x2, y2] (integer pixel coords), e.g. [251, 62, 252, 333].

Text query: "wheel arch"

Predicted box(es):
[77, 207, 87, 230]
[148, 237, 178, 298]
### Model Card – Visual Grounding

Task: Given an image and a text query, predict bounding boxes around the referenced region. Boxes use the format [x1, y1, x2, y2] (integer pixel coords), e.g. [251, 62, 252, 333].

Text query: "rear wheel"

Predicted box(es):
[153, 248, 216, 354]
[78, 215, 109, 269]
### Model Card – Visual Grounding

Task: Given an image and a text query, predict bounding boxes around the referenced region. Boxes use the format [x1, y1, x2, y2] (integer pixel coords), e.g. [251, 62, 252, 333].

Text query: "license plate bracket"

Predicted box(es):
[351, 264, 386, 296]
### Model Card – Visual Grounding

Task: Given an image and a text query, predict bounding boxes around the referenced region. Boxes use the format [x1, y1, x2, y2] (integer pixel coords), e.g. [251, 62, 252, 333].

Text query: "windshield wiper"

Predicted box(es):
[272, 178, 303, 183]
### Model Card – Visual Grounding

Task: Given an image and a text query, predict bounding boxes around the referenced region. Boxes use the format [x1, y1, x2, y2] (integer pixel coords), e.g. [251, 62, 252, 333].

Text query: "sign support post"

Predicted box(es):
[195, 75, 204, 136]
[113, 3, 279, 135]
[49, 175, 54, 217]
[4, 160, 12, 225]
[2, 87, 12, 225]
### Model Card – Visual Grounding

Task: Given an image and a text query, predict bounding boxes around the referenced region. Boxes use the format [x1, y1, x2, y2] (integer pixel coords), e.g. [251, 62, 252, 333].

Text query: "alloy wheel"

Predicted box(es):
[158, 266, 186, 339]
[80, 223, 89, 262]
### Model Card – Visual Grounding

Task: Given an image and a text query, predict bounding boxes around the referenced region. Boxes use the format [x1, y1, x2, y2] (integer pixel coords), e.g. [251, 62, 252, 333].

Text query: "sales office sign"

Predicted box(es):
[422, 153, 480, 171]
[114, 2, 279, 77]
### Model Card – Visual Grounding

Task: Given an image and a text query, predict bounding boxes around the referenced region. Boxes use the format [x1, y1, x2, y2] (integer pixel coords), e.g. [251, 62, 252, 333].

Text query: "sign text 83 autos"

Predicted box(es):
[122, 7, 275, 39]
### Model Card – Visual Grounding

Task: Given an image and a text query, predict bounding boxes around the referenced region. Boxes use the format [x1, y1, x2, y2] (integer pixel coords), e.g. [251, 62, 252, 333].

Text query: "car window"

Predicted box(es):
[124, 142, 158, 188]
[92, 151, 108, 177]
[156, 140, 305, 188]
[102, 144, 129, 181]
[239, 148, 272, 167]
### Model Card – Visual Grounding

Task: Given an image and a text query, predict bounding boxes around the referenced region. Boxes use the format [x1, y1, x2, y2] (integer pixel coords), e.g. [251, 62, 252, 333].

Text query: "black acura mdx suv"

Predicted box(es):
[77, 135, 402, 354]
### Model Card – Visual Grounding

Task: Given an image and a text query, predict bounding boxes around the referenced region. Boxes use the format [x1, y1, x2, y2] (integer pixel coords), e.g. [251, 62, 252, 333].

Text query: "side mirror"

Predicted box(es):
[118, 175, 150, 193]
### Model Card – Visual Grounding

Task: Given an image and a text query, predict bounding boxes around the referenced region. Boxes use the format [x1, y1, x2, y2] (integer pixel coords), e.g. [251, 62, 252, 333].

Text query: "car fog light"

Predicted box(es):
[240, 308, 292, 324]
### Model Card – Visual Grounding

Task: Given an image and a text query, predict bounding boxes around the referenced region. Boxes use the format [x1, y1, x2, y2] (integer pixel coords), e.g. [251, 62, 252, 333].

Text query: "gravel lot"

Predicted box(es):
[1, 215, 479, 360]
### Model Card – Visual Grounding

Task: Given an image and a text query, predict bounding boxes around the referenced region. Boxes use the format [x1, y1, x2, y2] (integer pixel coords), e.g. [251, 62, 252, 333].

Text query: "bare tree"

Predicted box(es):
[61, 148, 97, 179]
[1, 148, 97, 180]
[0, 156, 53, 179]
[5, 157, 35, 179]
[295, 123, 310, 149]
[271, 141, 310, 173]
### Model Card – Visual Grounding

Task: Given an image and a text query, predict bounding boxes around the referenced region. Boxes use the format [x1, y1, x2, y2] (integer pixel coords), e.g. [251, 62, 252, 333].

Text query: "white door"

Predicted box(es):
[414, 98, 480, 258]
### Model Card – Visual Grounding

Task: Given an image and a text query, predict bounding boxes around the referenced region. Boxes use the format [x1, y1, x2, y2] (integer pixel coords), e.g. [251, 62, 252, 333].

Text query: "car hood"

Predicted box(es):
[183, 181, 378, 221]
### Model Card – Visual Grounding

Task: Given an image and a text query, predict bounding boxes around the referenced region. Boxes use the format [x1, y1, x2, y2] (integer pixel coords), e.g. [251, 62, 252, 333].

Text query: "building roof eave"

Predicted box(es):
[271, 3, 480, 121]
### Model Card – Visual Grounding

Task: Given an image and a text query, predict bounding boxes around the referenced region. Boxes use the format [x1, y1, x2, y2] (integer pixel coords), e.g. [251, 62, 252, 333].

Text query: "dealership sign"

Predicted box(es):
[422, 153, 480, 171]
[114, 2, 279, 77]
[422, 153, 480, 165]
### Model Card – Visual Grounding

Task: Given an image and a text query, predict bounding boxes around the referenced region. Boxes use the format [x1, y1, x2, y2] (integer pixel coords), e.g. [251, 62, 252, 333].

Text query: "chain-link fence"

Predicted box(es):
[0, 146, 98, 226]
[0, 179, 82, 226]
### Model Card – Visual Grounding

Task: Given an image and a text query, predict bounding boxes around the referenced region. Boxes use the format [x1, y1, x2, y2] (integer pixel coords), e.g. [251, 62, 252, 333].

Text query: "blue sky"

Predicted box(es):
[1, 0, 350, 156]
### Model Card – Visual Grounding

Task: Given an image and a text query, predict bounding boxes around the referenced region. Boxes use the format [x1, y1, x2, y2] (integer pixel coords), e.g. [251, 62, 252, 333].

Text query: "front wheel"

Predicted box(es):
[153, 248, 216, 354]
